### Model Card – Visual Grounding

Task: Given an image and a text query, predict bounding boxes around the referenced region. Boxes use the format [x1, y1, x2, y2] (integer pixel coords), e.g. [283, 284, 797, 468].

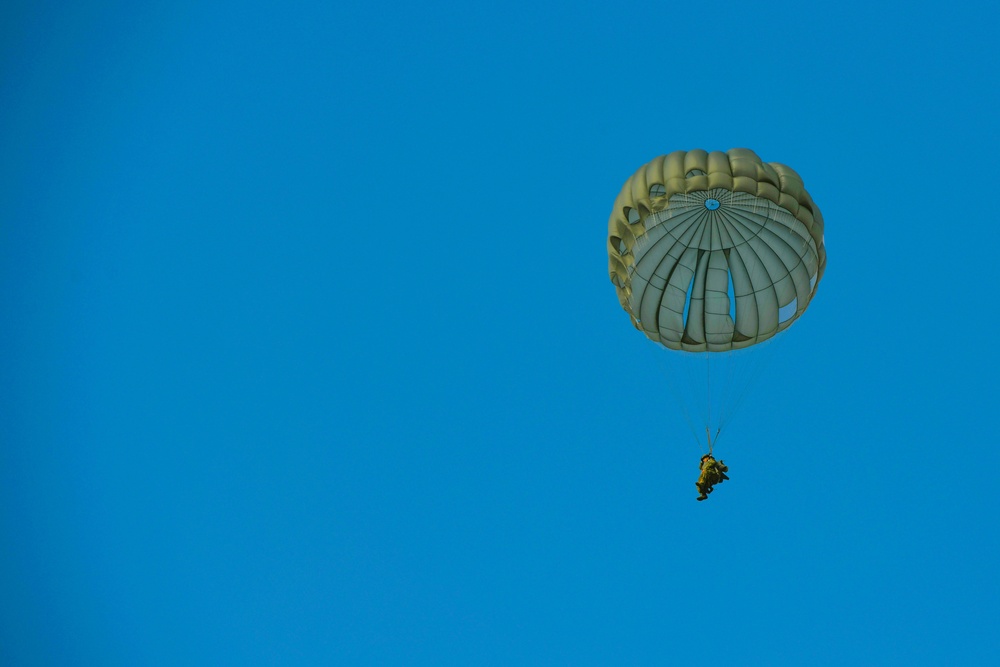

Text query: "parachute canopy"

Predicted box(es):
[608, 149, 826, 352]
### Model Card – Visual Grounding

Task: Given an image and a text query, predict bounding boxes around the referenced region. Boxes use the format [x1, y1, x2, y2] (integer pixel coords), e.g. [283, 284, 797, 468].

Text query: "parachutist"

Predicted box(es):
[695, 454, 729, 501]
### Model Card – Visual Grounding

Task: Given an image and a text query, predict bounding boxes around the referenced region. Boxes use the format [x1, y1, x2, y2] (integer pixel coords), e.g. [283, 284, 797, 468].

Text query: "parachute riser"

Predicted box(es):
[706, 426, 721, 455]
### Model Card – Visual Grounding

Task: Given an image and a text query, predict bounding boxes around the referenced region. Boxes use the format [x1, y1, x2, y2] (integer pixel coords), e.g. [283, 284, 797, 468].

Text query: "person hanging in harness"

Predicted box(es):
[696, 453, 729, 501]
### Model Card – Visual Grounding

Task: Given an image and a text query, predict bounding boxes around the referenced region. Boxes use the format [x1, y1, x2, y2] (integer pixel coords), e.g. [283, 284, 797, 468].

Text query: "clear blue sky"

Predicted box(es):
[3, 1, 998, 664]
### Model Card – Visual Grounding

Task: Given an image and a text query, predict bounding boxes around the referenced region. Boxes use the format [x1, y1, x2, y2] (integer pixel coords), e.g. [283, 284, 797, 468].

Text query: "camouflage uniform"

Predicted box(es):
[696, 455, 729, 501]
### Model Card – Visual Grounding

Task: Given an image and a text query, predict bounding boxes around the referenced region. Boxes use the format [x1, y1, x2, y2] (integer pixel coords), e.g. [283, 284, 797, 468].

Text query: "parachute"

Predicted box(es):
[608, 149, 825, 351]
[607, 149, 826, 450]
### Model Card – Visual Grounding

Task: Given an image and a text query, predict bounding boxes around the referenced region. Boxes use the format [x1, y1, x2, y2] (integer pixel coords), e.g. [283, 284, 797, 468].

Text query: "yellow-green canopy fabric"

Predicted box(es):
[608, 149, 826, 351]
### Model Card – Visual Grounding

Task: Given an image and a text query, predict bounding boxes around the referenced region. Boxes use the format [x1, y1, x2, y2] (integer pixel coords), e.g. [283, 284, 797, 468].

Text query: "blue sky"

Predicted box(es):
[2, 0, 999, 664]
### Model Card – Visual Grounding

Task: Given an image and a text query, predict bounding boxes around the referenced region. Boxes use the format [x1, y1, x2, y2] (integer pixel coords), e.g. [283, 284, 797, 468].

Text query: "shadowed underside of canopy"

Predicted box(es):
[608, 149, 826, 352]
